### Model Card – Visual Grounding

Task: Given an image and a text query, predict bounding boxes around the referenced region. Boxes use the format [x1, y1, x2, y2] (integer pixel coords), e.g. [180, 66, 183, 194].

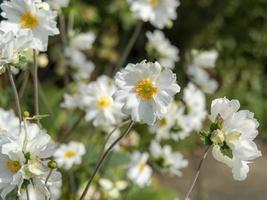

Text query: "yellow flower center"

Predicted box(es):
[7, 160, 21, 174]
[20, 11, 39, 29]
[148, 0, 160, 7]
[64, 150, 77, 158]
[96, 96, 112, 109]
[137, 162, 146, 172]
[159, 118, 167, 127]
[225, 131, 241, 144]
[135, 79, 158, 100]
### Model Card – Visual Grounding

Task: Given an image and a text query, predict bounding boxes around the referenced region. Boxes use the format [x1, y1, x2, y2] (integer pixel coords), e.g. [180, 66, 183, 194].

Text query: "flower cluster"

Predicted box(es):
[0, 109, 61, 199]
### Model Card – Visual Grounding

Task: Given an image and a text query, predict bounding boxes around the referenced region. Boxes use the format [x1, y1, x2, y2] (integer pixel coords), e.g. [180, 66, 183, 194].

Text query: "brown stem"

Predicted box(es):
[79, 120, 135, 200]
[183, 146, 210, 200]
[33, 50, 40, 124]
[7, 66, 22, 122]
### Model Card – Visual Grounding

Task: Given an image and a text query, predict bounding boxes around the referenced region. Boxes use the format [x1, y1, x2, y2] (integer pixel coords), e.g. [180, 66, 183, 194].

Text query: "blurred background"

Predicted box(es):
[1, 0, 267, 199]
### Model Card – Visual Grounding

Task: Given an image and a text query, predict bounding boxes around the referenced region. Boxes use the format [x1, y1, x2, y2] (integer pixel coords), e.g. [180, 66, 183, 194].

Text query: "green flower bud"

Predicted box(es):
[48, 160, 57, 169]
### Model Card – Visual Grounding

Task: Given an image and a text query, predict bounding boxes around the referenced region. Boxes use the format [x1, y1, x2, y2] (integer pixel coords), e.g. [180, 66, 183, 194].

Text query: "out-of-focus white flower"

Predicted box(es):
[1, 0, 59, 51]
[150, 101, 187, 141]
[79, 75, 125, 127]
[71, 32, 96, 51]
[99, 178, 128, 199]
[61, 93, 80, 110]
[65, 47, 95, 80]
[0, 30, 32, 73]
[114, 60, 180, 125]
[149, 141, 188, 176]
[127, 152, 152, 187]
[0, 108, 19, 132]
[46, 0, 70, 10]
[146, 30, 179, 69]
[182, 83, 206, 131]
[187, 50, 218, 93]
[128, 0, 180, 29]
[54, 141, 86, 170]
[0, 121, 61, 199]
[210, 97, 261, 181]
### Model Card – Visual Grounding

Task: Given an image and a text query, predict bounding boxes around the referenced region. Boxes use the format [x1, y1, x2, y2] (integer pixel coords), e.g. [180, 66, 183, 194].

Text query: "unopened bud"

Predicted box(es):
[23, 111, 30, 118]
[211, 129, 225, 145]
[48, 160, 57, 169]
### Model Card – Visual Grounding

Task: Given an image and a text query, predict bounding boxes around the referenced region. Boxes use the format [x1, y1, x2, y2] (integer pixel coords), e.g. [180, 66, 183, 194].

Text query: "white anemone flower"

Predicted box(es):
[146, 30, 179, 69]
[187, 50, 219, 93]
[71, 32, 96, 51]
[127, 152, 152, 187]
[46, 0, 70, 10]
[114, 60, 180, 125]
[149, 141, 188, 176]
[182, 83, 206, 131]
[210, 97, 262, 181]
[99, 178, 128, 199]
[0, 30, 32, 73]
[0, 121, 61, 199]
[0, 108, 19, 132]
[65, 47, 95, 80]
[54, 141, 86, 170]
[80, 75, 124, 127]
[1, 0, 59, 51]
[128, 0, 180, 29]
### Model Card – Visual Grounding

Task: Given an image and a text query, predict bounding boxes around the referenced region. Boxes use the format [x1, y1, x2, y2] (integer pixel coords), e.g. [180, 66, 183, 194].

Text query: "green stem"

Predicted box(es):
[79, 120, 135, 200]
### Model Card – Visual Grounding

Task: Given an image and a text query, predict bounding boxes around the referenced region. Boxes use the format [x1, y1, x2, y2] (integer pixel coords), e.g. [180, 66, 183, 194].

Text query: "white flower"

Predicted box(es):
[210, 97, 261, 181]
[46, 0, 70, 10]
[99, 178, 128, 199]
[0, 108, 19, 132]
[0, 121, 61, 199]
[192, 49, 218, 69]
[61, 93, 80, 110]
[65, 47, 95, 80]
[187, 50, 219, 93]
[78, 75, 124, 127]
[114, 60, 180, 125]
[182, 83, 206, 131]
[54, 141, 86, 170]
[149, 141, 188, 176]
[1, 0, 59, 51]
[127, 152, 152, 187]
[0, 30, 32, 73]
[71, 32, 96, 51]
[128, 0, 180, 29]
[21, 171, 62, 200]
[146, 30, 179, 69]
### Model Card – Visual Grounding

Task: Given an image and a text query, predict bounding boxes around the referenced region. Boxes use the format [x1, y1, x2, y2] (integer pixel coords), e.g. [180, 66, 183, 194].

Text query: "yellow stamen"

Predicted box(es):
[137, 162, 146, 172]
[148, 0, 160, 7]
[135, 78, 158, 100]
[96, 96, 112, 109]
[20, 11, 39, 29]
[7, 160, 21, 174]
[159, 118, 167, 127]
[64, 150, 76, 158]
[225, 132, 241, 144]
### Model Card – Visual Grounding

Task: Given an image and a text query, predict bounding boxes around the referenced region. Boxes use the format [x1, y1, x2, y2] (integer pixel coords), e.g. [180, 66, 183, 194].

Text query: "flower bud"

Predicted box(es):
[48, 160, 57, 169]
[23, 111, 30, 118]
[211, 129, 225, 145]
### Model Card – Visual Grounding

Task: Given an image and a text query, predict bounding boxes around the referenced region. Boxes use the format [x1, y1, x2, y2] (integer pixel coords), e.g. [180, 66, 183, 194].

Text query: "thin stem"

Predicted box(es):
[33, 50, 40, 124]
[19, 71, 30, 98]
[45, 169, 53, 185]
[101, 119, 131, 153]
[7, 66, 22, 122]
[183, 146, 210, 200]
[26, 186, 30, 200]
[113, 21, 143, 74]
[79, 120, 135, 200]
